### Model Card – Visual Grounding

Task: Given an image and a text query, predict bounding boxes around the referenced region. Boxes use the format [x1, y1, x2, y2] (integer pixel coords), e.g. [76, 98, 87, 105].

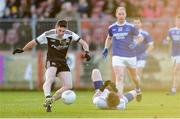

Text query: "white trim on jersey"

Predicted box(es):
[36, 32, 47, 44]
[175, 27, 180, 30]
[71, 31, 81, 41]
[36, 29, 80, 45]
[115, 21, 127, 26]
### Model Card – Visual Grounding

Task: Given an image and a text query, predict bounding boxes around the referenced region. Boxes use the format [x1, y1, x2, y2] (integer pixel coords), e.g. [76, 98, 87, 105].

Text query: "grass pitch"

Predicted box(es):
[0, 90, 180, 118]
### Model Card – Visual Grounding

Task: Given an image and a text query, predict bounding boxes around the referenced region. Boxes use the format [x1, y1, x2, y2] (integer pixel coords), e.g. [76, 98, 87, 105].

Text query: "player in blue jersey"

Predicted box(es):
[166, 15, 180, 95]
[133, 18, 154, 81]
[102, 7, 143, 101]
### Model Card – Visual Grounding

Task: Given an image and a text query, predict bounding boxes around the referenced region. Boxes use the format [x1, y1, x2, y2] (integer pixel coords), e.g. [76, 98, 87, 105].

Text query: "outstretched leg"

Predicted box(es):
[52, 71, 73, 101]
[117, 90, 138, 110]
[91, 69, 108, 109]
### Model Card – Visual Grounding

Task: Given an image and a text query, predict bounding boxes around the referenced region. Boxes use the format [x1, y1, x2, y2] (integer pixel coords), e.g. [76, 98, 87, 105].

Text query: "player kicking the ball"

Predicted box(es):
[92, 69, 139, 110]
[12, 20, 91, 112]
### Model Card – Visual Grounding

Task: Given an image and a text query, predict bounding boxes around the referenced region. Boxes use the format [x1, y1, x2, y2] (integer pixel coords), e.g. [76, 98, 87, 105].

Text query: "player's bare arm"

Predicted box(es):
[104, 35, 112, 49]
[79, 38, 89, 52]
[12, 39, 37, 54]
[79, 39, 91, 61]
[22, 40, 38, 51]
[102, 35, 112, 58]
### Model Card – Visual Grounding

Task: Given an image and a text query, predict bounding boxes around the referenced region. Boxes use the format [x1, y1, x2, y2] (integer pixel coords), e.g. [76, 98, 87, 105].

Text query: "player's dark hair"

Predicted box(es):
[106, 91, 120, 108]
[106, 82, 118, 93]
[56, 20, 67, 28]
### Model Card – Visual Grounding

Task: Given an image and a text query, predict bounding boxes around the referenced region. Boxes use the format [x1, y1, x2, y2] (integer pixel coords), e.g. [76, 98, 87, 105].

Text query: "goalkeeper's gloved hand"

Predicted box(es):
[99, 80, 111, 92]
[12, 48, 24, 55]
[84, 51, 91, 61]
[128, 40, 138, 49]
[102, 48, 108, 59]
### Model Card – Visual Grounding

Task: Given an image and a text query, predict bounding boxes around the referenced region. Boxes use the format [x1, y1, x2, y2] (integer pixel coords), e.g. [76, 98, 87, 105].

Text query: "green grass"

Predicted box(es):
[0, 91, 180, 118]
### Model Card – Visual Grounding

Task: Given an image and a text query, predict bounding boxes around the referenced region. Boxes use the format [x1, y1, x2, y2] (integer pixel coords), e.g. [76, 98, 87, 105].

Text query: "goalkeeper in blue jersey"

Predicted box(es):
[91, 69, 139, 110]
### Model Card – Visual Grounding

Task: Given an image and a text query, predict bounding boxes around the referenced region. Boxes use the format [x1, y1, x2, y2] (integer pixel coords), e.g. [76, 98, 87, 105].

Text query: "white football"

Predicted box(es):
[61, 90, 76, 105]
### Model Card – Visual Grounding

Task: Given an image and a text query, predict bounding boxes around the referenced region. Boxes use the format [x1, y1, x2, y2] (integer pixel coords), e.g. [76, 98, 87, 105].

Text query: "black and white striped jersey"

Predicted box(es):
[35, 29, 80, 62]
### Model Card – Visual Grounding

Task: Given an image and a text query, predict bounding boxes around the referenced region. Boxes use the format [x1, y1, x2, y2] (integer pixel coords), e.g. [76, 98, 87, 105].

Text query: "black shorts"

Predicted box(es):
[45, 60, 70, 75]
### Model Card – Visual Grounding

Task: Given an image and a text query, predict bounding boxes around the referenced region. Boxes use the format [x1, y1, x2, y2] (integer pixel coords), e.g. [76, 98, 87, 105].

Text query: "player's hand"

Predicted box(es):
[12, 48, 24, 55]
[128, 41, 138, 49]
[102, 48, 108, 59]
[84, 51, 91, 61]
[99, 80, 111, 92]
[104, 80, 111, 87]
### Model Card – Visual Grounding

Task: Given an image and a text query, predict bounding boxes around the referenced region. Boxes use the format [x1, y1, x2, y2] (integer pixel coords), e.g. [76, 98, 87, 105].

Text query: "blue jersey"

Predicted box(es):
[136, 29, 153, 60]
[108, 21, 139, 57]
[168, 27, 180, 56]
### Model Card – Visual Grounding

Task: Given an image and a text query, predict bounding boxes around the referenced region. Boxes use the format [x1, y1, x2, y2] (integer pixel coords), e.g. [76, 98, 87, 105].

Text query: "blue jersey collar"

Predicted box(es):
[175, 27, 180, 30]
[139, 29, 143, 32]
[116, 21, 126, 26]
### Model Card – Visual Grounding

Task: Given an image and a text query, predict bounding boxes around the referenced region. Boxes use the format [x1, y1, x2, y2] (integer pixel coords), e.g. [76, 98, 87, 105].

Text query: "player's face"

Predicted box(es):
[56, 26, 66, 37]
[134, 20, 142, 29]
[116, 9, 126, 22]
[175, 18, 180, 27]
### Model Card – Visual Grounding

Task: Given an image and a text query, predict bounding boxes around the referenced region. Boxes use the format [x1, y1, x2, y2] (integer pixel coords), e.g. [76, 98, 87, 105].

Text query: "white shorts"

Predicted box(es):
[172, 56, 180, 64]
[112, 56, 137, 68]
[137, 60, 146, 68]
